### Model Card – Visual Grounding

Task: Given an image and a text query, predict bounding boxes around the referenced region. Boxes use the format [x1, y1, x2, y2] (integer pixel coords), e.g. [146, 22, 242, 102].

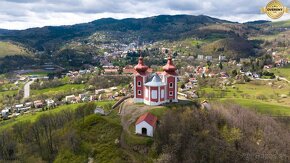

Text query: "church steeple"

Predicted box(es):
[162, 56, 177, 75]
[134, 50, 148, 74]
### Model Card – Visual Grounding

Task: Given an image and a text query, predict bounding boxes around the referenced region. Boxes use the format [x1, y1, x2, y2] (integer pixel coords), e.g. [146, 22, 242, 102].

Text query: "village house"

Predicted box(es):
[45, 99, 55, 107]
[65, 95, 77, 103]
[197, 55, 204, 60]
[205, 56, 213, 61]
[1, 109, 10, 118]
[34, 100, 44, 108]
[25, 102, 33, 107]
[135, 112, 158, 137]
[95, 89, 105, 95]
[103, 66, 119, 74]
[264, 65, 273, 69]
[219, 55, 227, 61]
[90, 95, 97, 101]
[15, 104, 24, 111]
[18, 107, 30, 113]
[79, 93, 88, 100]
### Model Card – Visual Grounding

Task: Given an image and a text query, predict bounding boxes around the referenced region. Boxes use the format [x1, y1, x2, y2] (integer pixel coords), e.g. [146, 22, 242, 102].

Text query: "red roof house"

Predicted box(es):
[135, 112, 158, 137]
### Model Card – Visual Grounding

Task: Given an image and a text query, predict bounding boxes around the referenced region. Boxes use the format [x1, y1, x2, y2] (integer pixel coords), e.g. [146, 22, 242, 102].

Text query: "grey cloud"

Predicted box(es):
[0, 0, 290, 29]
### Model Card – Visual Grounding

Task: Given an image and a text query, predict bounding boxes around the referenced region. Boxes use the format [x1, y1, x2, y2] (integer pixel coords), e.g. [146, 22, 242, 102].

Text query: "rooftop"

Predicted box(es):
[145, 74, 166, 87]
[135, 112, 158, 128]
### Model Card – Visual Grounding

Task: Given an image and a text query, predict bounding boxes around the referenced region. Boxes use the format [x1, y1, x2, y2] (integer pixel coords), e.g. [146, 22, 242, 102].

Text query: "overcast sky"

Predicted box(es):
[0, 0, 290, 30]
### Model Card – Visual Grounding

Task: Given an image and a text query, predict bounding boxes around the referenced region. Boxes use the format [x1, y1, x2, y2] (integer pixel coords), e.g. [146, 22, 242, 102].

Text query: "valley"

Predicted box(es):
[0, 14, 290, 162]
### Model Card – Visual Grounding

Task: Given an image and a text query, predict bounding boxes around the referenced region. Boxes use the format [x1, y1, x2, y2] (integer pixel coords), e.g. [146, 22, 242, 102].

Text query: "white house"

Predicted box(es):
[205, 56, 213, 61]
[45, 99, 55, 107]
[1, 109, 9, 117]
[95, 89, 105, 95]
[197, 55, 204, 60]
[219, 55, 227, 61]
[65, 95, 76, 103]
[135, 112, 158, 137]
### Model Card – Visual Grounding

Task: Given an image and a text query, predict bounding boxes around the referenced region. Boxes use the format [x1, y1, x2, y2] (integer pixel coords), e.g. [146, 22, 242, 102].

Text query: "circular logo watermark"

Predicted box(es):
[261, 0, 289, 19]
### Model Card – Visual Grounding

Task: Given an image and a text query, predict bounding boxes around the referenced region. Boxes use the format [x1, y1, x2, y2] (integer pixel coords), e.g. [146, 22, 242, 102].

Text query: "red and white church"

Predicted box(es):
[133, 56, 178, 106]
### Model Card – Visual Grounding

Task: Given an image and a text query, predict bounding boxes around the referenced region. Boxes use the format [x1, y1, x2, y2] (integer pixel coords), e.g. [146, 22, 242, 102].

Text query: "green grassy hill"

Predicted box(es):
[0, 41, 31, 58]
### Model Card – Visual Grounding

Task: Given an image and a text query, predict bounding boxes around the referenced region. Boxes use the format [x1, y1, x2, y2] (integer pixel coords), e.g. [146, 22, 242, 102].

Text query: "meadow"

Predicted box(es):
[0, 101, 115, 131]
[31, 84, 86, 97]
[270, 65, 290, 81]
[0, 41, 30, 58]
[198, 80, 290, 116]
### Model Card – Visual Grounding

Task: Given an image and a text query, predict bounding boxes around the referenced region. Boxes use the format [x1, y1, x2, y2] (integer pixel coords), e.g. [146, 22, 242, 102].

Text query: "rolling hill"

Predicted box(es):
[0, 15, 233, 52]
[0, 41, 31, 58]
[0, 14, 287, 73]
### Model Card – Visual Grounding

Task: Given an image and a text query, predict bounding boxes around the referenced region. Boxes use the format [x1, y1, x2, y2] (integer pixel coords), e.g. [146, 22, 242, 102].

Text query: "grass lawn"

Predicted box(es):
[25, 71, 49, 76]
[199, 81, 290, 116]
[0, 41, 30, 58]
[200, 81, 289, 100]
[31, 84, 86, 97]
[270, 65, 290, 81]
[0, 101, 115, 131]
[0, 90, 18, 97]
[224, 98, 290, 116]
[149, 107, 168, 118]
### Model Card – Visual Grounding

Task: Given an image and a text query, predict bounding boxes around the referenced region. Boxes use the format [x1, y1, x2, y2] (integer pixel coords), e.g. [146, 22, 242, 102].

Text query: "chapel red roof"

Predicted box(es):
[134, 57, 149, 74]
[135, 112, 158, 128]
[162, 56, 177, 75]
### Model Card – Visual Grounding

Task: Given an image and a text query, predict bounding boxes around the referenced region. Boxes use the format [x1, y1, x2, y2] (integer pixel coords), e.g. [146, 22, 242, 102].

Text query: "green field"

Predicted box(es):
[31, 84, 86, 97]
[222, 98, 290, 116]
[0, 101, 115, 131]
[270, 65, 290, 81]
[0, 90, 18, 97]
[25, 71, 49, 76]
[0, 41, 30, 58]
[199, 81, 290, 116]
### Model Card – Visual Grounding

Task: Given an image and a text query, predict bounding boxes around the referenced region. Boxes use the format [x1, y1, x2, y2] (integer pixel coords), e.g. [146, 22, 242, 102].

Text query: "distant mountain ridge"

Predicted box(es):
[0, 15, 233, 51]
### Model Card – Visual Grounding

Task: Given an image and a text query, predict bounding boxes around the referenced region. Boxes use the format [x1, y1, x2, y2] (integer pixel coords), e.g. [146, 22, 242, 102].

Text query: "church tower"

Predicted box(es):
[162, 56, 178, 103]
[133, 56, 149, 103]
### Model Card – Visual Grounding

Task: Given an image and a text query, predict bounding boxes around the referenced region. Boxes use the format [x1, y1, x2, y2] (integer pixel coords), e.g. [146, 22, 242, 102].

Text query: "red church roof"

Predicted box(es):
[162, 56, 177, 75]
[135, 112, 158, 128]
[134, 57, 148, 74]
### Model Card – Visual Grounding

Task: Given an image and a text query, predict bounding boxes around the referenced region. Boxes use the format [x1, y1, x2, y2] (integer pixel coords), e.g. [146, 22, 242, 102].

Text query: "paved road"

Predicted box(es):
[24, 80, 34, 98]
